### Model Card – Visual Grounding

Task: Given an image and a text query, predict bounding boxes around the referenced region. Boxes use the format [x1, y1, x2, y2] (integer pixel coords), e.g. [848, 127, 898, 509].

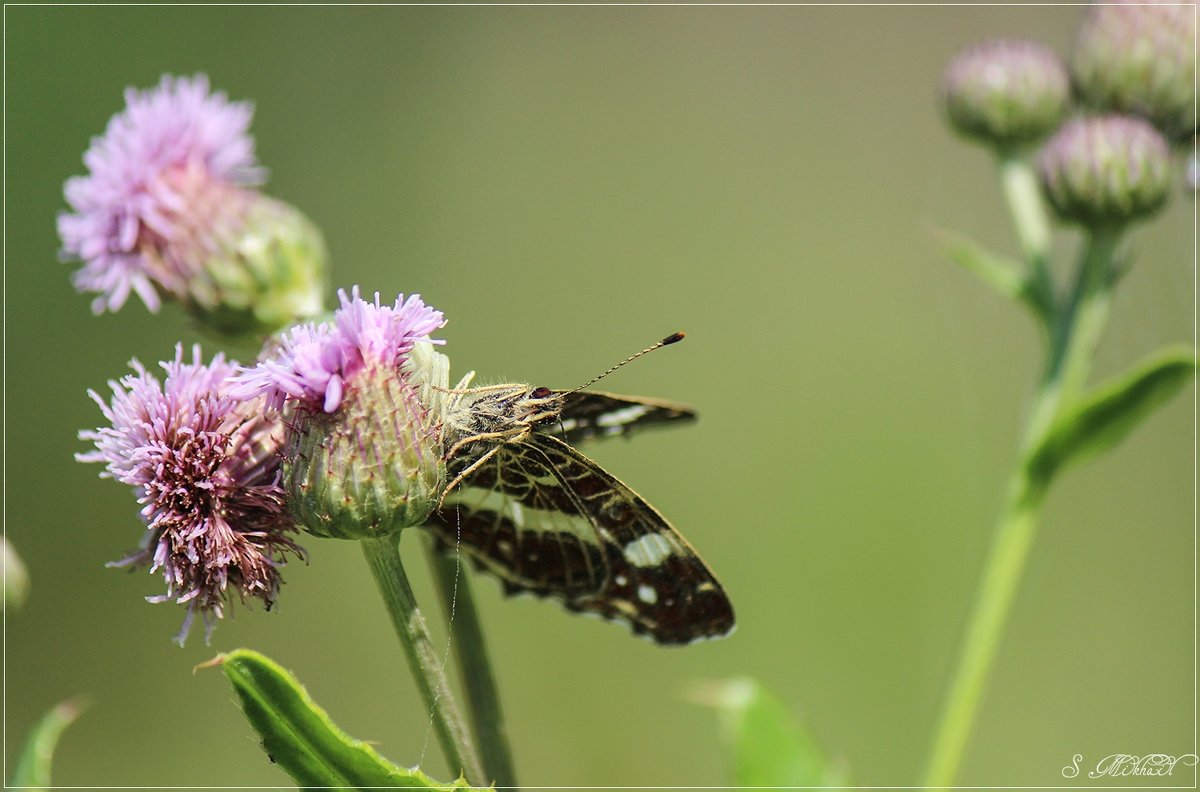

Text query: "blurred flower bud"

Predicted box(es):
[1038, 115, 1171, 228]
[942, 39, 1071, 149]
[1072, 0, 1196, 143]
[2, 535, 29, 611]
[236, 289, 448, 540]
[58, 74, 327, 338]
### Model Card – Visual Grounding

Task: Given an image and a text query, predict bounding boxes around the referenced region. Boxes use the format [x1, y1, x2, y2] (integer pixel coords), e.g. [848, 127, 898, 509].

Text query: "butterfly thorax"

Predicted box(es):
[443, 384, 564, 466]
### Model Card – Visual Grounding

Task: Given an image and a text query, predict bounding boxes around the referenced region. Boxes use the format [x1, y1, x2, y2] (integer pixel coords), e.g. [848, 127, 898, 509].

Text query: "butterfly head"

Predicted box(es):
[515, 385, 563, 428]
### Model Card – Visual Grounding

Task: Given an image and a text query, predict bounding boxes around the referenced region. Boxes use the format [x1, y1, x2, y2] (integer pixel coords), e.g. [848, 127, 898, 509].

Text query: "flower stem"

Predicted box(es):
[360, 535, 486, 786]
[921, 226, 1119, 788]
[425, 539, 519, 789]
[998, 153, 1056, 324]
[998, 153, 1051, 264]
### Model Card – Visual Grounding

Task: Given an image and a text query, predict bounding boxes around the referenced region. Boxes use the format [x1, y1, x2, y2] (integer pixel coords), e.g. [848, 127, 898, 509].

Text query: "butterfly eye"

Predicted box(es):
[530, 387, 552, 399]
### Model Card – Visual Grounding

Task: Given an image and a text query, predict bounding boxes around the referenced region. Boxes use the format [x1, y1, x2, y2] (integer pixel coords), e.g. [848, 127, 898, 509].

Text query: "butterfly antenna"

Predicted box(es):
[566, 331, 686, 394]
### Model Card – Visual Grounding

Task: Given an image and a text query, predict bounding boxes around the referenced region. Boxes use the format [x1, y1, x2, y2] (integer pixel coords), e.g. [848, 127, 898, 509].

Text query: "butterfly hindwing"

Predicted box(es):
[429, 433, 734, 644]
[432, 440, 608, 598]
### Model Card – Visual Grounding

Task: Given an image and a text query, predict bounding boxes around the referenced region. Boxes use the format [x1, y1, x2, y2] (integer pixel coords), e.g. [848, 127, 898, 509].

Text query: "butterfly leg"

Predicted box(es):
[444, 424, 530, 462]
[439, 444, 503, 508]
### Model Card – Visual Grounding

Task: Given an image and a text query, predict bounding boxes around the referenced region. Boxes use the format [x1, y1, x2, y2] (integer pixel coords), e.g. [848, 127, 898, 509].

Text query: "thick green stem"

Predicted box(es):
[922, 226, 1120, 788]
[998, 153, 1057, 325]
[922, 474, 1045, 789]
[425, 539, 519, 789]
[998, 154, 1051, 264]
[360, 536, 486, 786]
[1054, 228, 1120, 404]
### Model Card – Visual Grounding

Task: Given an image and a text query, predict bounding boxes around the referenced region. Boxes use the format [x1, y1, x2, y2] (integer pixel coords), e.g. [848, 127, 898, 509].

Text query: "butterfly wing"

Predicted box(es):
[428, 434, 733, 644]
[547, 390, 696, 445]
[431, 439, 609, 599]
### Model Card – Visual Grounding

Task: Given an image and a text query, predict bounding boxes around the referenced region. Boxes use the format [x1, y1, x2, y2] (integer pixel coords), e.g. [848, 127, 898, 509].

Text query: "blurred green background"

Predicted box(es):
[4, 4, 1193, 788]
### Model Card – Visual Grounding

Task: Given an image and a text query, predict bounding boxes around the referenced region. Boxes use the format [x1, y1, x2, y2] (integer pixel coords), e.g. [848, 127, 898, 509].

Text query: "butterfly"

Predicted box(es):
[424, 333, 735, 645]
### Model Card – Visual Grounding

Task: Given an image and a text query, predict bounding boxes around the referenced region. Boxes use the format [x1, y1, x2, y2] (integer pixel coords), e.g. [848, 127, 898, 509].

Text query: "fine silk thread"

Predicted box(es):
[416, 506, 463, 769]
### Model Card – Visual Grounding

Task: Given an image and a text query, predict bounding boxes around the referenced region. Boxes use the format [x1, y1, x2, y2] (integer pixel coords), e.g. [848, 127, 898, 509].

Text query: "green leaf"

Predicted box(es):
[10, 699, 84, 789]
[1032, 346, 1198, 481]
[693, 677, 848, 788]
[934, 226, 1055, 322]
[209, 649, 488, 791]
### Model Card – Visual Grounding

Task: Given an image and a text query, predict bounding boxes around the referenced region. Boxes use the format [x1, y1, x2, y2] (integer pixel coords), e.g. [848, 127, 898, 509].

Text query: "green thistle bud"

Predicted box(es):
[1038, 115, 1172, 228]
[1072, 0, 1197, 143]
[942, 39, 1071, 150]
[285, 343, 448, 541]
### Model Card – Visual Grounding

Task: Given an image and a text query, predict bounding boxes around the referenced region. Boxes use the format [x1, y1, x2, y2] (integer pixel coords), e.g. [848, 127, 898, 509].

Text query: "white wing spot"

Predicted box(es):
[637, 584, 658, 604]
[596, 404, 652, 428]
[622, 533, 674, 568]
[509, 501, 525, 529]
[614, 574, 628, 586]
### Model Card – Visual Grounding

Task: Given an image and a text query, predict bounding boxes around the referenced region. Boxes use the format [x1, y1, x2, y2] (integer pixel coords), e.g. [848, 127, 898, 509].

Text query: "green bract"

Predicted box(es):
[942, 39, 1070, 149]
[183, 196, 329, 339]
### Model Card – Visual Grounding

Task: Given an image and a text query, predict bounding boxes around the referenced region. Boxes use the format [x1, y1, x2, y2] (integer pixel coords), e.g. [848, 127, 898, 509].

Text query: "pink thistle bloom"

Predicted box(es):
[58, 74, 263, 314]
[236, 287, 446, 413]
[79, 345, 303, 644]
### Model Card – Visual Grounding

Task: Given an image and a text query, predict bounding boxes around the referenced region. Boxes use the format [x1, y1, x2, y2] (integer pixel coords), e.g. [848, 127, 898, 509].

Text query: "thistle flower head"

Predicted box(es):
[1072, 0, 1197, 142]
[79, 345, 303, 644]
[237, 287, 446, 413]
[59, 75, 261, 314]
[236, 288, 449, 540]
[1038, 114, 1172, 228]
[58, 74, 327, 336]
[942, 39, 1071, 149]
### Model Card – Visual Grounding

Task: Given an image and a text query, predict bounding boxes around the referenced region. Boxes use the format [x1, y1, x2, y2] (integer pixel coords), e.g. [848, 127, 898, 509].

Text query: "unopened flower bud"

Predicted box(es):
[236, 288, 448, 540]
[1072, 0, 1197, 142]
[1038, 115, 1171, 228]
[942, 39, 1071, 149]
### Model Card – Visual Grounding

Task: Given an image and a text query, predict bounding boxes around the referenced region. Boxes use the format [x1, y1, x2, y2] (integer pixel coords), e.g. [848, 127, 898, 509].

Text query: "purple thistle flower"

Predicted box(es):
[79, 344, 303, 644]
[236, 287, 446, 414]
[58, 74, 263, 314]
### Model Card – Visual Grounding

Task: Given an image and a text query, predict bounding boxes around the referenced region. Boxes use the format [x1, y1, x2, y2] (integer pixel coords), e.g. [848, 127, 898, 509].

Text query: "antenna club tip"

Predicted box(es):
[663, 331, 686, 345]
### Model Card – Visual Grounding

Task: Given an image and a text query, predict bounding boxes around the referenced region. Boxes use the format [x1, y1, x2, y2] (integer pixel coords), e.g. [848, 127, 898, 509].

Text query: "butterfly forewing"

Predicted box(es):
[429, 432, 733, 644]
[548, 391, 697, 446]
